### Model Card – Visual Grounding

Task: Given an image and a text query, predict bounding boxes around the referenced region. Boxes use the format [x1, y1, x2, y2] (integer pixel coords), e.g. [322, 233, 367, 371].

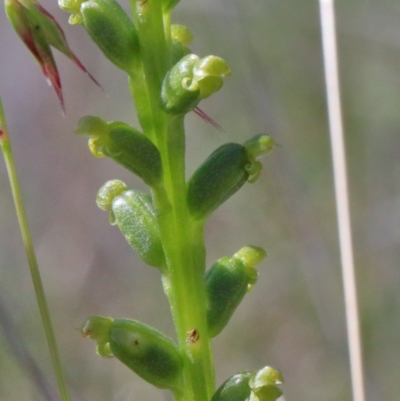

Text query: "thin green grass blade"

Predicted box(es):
[0, 99, 71, 401]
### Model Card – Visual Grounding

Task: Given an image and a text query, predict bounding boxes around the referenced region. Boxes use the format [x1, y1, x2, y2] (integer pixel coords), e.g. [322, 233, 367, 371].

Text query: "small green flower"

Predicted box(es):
[82, 316, 184, 391]
[161, 54, 231, 115]
[96, 180, 166, 269]
[186, 135, 275, 221]
[205, 246, 266, 337]
[59, 0, 139, 72]
[75, 116, 163, 186]
[4, 0, 99, 111]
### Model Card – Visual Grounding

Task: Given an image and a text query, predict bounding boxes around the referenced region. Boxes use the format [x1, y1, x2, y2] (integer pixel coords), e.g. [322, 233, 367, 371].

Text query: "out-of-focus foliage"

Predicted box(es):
[0, 0, 399, 400]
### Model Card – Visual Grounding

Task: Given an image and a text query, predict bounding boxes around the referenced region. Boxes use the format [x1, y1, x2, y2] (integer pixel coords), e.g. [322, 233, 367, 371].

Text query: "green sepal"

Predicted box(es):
[233, 246, 266, 290]
[187, 135, 276, 221]
[109, 318, 183, 391]
[76, 116, 163, 186]
[106, 185, 165, 268]
[243, 134, 276, 182]
[81, 315, 114, 357]
[205, 246, 266, 337]
[61, 0, 139, 71]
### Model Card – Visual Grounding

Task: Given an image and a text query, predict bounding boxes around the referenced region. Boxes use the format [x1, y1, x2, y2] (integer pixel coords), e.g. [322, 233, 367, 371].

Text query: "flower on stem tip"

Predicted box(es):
[4, 0, 100, 112]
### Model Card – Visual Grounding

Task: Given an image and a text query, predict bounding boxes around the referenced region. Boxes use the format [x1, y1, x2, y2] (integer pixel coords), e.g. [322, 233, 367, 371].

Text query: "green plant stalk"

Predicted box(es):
[156, 116, 215, 401]
[0, 100, 71, 401]
[128, 3, 215, 401]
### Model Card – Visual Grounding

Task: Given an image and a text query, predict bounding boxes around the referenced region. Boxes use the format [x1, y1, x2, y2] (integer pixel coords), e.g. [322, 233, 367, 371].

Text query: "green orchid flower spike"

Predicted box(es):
[3, 0, 285, 399]
[4, 0, 99, 111]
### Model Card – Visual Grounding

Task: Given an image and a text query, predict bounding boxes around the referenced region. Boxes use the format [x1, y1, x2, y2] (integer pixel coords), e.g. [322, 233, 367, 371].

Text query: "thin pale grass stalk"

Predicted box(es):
[0, 100, 71, 401]
[318, 2, 366, 401]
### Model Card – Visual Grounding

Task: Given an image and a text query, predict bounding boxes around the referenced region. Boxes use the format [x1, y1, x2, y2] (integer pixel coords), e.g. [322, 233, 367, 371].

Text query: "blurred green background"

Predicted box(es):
[1, 0, 400, 400]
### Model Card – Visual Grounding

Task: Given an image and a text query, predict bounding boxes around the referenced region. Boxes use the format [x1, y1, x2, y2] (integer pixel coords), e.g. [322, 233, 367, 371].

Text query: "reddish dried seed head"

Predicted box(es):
[4, 0, 99, 113]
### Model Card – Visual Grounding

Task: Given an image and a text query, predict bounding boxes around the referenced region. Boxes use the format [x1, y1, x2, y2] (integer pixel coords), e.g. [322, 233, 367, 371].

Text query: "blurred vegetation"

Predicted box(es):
[1, 0, 400, 400]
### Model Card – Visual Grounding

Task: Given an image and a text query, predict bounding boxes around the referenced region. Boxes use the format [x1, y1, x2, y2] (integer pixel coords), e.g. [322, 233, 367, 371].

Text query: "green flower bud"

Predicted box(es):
[169, 25, 192, 65]
[249, 367, 284, 401]
[60, 0, 139, 71]
[76, 116, 163, 186]
[187, 143, 249, 220]
[107, 122, 163, 185]
[187, 135, 276, 221]
[210, 372, 252, 401]
[109, 318, 183, 390]
[161, 54, 230, 115]
[82, 316, 183, 390]
[109, 188, 165, 268]
[205, 246, 266, 337]
[171, 24, 193, 46]
[211, 368, 283, 401]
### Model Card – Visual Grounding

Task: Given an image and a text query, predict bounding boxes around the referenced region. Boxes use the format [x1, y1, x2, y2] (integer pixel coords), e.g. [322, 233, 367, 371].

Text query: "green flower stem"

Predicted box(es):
[131, 0, 168, 86]
[155, 116, 215, 401]
[0, 100, 71, 401]
[130, 0, 169, 142]
[128, 4, 216, 401]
